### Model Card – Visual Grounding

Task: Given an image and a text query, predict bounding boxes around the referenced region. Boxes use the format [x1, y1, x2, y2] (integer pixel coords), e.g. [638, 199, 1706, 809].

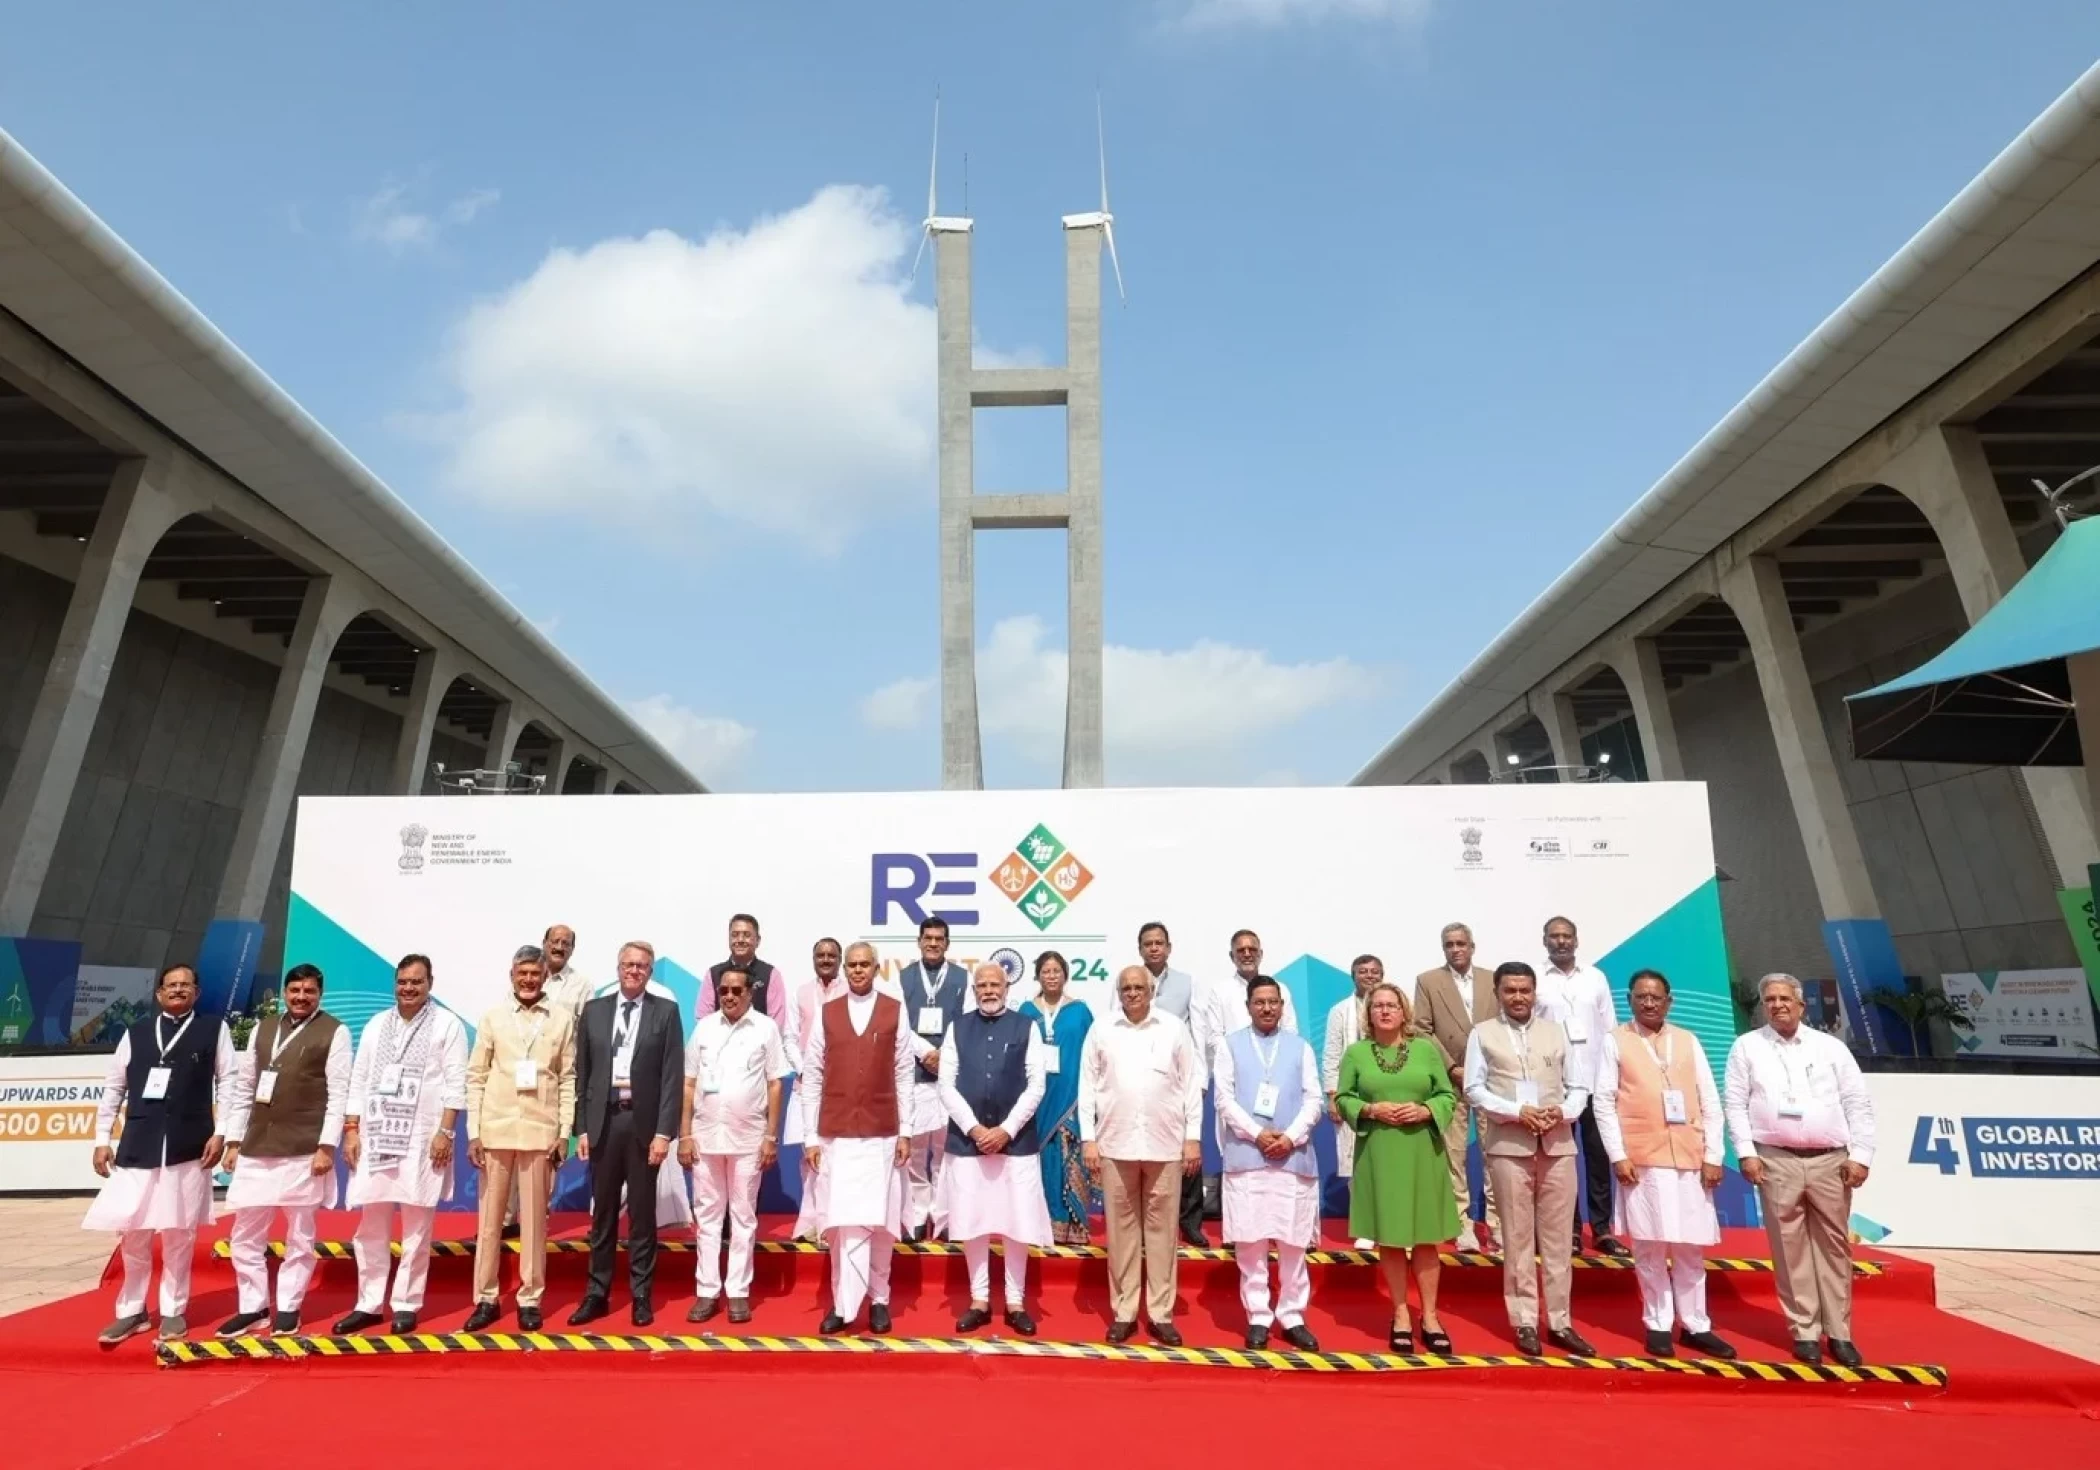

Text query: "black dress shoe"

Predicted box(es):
[389, 1312, 418, 1335]
[516, 1307, 543, 1332]
[1106, 1320, 1137, 1344]
[818, 1313, 847, 1335]
[1571, 1235, 1588, 1256]
[688, 1296, 721, 1323]
[1003, 1308, 1037, 1337]
[1681, 1329, 1737, 1360]
[500, 1222, 522, 1240]
[332, 1310, 384, 1335]
[1147, 1320, 1184, 1347]
[956, 1306, 992, 1332]
[1245, 1324, 1271, 1350]
[1595, 1236, 1632, 1259]
[463, 1302, 501, 1332]
[1826, 1338, 1864, 1368]
[1515, 1327, 1542, 1355]
[1279, 1323, 1320, 1353]
[567, 1296, 609, 1327]
[630, 1301, 654, 1328]
[727, 1298, 752, 1325]
[868, 1304, 892, 1334]
[1645, 1329, 1674, 1357]
[1791, 1339, 1823, 1364]
[1547, 1327, 1597, 1357]
[1179, 1225, 1210, 1249]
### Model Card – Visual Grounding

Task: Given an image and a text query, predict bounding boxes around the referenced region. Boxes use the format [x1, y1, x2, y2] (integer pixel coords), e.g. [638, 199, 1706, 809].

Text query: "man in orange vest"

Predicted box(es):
[1591, 969, 1736, 1359]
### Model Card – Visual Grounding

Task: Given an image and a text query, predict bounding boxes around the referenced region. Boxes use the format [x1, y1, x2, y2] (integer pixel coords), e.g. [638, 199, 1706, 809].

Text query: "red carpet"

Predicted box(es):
[3, 1215, 2096, 1469]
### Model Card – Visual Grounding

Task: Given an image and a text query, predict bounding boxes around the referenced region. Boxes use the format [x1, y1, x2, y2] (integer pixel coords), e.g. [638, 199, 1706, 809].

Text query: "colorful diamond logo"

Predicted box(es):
[1042, 851, 1093, 902]
[989, 853, 1039, 899]
[1016, 822, 1065, 872]
[1017, 880, 1068, 931]
[988, 823, 1093, 931]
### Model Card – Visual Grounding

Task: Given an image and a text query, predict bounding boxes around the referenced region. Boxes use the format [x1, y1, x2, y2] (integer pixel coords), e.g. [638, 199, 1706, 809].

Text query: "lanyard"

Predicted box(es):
[1250, 1029, 1284, 1082]
[387, 1007, 430, 1064]
[1770, 1033, 1810, 1099]
[613, 1000, 639, 1053]
[267, 1015, 314, 1069]
[1036, 998, 1062, 1042]
[1502, 1019, 1533, 1079]
[153, 1012, 195, 1063]
[514, 1006, 547, 1059]
[1634, 1024, 1673, 1072]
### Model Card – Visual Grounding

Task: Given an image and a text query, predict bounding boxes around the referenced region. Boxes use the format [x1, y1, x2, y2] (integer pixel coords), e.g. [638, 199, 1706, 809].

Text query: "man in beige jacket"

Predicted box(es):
[1414, 923, 1499, 1251]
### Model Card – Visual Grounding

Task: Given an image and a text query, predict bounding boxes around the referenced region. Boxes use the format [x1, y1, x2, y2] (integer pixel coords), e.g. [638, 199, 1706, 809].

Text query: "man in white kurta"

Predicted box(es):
[787, 938, 847, 1240]
[803, 943, 915, 1334]
[217, 963, 352, 1336]
[333, 955, 469, 1335]
[681, 966, 788, 1326]
[936, 961, 1052, 1336]
[897, 918, 969, 1240]
[1592, 970, 1736, 1360]
[86, 964, 234, 1345]
[1216, 978, 1323, 1353]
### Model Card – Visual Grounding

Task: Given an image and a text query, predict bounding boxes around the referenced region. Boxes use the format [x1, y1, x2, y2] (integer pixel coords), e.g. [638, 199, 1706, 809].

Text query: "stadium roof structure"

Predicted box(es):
[1355, 60, 2100, 786]
[0, 127, 701, 794]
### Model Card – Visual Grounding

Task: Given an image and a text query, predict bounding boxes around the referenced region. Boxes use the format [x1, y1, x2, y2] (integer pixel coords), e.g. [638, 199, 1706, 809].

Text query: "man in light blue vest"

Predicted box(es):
[1215, 977, 1322, 1352]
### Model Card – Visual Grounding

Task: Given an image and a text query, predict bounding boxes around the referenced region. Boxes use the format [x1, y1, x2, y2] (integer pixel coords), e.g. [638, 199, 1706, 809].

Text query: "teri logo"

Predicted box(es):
[990, 822, 1095, 932]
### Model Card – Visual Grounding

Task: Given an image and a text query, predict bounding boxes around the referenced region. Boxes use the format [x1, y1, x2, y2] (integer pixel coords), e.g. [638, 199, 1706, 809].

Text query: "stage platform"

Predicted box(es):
[2, 1212, 2095, 1418]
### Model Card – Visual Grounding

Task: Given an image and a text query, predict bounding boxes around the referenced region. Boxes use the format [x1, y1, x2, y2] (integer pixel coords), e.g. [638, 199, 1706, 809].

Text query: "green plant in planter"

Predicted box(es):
[227, 991, 282, 1051]
[1865, 985, 1971, 1058]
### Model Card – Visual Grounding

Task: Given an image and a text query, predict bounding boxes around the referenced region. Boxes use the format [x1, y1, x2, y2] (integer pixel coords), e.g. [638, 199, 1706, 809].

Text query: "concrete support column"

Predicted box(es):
[388, 647, 458, 795]
[214, 577, 362, 922]
[2069, 650, 2100, 852]
[1611, 637, 1685, 781]
[1882, 426, 2100, 884]
[1534, 691, 1583, 777]
[1721, 557, 1881, 920]
[578, 763, 611, 796]
[540, 732, 569, 794]
[0, 462, 193, 933]
[484, 700, 530, 774]
[1061, 221, 1106, 788]
[934, 226, 983, 791]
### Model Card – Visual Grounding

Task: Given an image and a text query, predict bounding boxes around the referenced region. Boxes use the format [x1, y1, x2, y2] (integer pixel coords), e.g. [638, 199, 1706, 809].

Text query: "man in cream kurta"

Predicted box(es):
[804, 942, 915, 1334]
[1322, 954, 1384, 1248]
[334, 954, 469, 1335]
[1592, 970, 1735, 1361]
[1216, 978, 1322, 1353]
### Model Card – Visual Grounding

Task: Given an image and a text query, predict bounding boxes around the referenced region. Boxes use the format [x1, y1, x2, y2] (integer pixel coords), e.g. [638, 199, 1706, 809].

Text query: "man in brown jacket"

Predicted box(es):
[1414, 923, 1499, 1251]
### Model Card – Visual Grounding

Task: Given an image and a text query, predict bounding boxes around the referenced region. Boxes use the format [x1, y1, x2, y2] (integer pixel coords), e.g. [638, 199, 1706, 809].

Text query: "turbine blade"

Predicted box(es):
[928, 92, 941, 221]
[1103, 219, 1125, 303]
[1096, 91, 1109, 215]
[908, 226, 929, 288]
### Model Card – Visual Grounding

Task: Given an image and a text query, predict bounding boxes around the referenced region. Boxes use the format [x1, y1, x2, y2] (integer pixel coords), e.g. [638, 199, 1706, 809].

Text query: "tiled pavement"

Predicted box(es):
[0, 1197, 2094, 1364]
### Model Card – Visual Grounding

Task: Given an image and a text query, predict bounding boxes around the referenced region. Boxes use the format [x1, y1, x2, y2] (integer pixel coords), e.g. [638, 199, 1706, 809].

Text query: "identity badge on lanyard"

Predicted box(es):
[255, 1016, 310, 1105]
[142, 1013, 193, 1101]
[1507, 1021, 1541, 1107]
[1250, 1032, 1283, 1119]
[513, 1012, 546, 1092]
[1644, 1028, 1688, 1124]
[375, 1009, 427, 1098]
[1777, 1045, 1808, 1119]
[1038, 1007, 1061, 1074]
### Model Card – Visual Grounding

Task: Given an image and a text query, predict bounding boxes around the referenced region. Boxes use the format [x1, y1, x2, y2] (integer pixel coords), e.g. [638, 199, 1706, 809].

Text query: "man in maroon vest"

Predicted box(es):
[800, 941, 914, 1334]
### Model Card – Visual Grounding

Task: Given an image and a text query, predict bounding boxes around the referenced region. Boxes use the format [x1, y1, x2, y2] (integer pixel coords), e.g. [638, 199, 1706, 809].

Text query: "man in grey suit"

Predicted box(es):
[569, 941, 684, 1327]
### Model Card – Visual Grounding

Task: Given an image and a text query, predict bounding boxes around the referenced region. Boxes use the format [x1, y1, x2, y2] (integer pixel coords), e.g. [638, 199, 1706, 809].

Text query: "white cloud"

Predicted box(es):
[356, 178, 500, 253]
[861, 615, 1372, 782]
[626, 694, 754, 788]
[422, 185, 964, 553]
[1177, 0, 1430, 28]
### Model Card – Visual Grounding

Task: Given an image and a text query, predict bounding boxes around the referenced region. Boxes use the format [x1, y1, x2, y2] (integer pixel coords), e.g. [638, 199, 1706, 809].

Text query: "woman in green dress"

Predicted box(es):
[1337, 981, 1461, 1353]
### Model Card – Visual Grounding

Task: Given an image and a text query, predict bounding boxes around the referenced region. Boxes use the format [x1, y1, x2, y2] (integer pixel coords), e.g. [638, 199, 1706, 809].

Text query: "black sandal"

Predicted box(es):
[1421, 1328, 1452, 1354]
[1388, 1325, 1415, 1354]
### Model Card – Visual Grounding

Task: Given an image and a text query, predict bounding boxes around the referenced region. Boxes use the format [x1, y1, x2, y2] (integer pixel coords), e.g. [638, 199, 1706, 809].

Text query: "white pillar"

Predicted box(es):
[579, 763, 611, 796]
[388, 647, 457, 796]
[540, 732, 569, 794]
[1722, 557, 1881, 919]
[1612, 637, 1685, 781]
[0, 463, 193, 933]
[1882, 426, 2100, 884]
[484, 700, 529, 774]
[214, 577, 362, 922]
[1535, 691, 1583, 777]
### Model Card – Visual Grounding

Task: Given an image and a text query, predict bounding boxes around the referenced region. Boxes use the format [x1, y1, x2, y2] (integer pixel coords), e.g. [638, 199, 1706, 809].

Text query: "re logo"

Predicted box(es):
[868, 821, 1094, 932]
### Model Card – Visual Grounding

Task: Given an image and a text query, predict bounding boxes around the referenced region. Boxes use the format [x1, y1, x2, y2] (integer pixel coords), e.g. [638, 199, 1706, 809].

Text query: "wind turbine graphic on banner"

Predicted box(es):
[1063, 92, 1126, 302]
[908, 91, 972, 288]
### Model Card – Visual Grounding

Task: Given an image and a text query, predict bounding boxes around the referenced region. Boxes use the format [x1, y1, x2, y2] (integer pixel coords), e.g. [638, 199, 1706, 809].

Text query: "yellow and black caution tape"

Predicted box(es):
[155, 1328, 1944, 1388]
[207, 1238, 1885, 1277]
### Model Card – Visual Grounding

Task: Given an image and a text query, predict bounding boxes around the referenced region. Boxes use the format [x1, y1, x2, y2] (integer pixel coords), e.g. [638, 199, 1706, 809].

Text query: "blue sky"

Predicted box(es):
[5, 2, 2099, 791]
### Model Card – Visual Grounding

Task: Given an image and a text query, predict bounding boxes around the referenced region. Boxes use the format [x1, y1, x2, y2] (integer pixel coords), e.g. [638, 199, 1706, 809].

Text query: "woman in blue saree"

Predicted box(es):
[1020, 951, 1096, 1244]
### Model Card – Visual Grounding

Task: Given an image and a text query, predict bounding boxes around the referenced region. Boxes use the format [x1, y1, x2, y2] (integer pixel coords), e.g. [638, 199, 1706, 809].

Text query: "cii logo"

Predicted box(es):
[870, 822, 1095, 933]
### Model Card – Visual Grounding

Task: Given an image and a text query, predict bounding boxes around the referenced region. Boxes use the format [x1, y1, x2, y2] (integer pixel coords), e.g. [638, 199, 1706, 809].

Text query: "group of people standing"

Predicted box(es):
[82, 912, 1877, 1368]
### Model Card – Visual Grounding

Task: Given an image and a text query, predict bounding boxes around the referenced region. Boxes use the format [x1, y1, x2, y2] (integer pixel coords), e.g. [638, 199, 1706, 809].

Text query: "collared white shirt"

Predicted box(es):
[685, 1009, 790, 1156]
[94, 1014, 238, 1154]
[544, 966, 594, 1021]
[1221, 973, 1299, 1036]
[1321, 992, 1366, 1097]
[1078, 1008, 1204, 1161]
[1144, 965, 1225, 1075]
[1462, 1014, 1590, 1122]
[1534, 958, 1617, 1090]
[1593, 1025, 1724, 1167]
[1215, 1026, 1321, 1150]
[936, 1007, 1049, 1135]
[221, 1014, 354, 1147]
[1723, 1024, 1876, 1166]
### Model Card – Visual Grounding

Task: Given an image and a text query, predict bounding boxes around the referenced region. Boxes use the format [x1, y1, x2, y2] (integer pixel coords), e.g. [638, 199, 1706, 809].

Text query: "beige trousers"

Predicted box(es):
[1757, 1148, 1854, 1340]
[1102, 1157, 1181, 1324]
[476, 1149, 552, 1306]
[1487, 1151, 1576, 1331]
[1443, 1094, 1497, 1235]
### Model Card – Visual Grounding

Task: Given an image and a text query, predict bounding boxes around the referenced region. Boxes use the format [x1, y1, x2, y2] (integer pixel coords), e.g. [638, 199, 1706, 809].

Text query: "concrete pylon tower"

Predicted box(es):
[931, 169, 1111, 790]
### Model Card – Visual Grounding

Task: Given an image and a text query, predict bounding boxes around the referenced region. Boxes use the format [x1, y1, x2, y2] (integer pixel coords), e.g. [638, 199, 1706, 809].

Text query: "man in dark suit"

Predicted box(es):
[569, 941, 684, 1327]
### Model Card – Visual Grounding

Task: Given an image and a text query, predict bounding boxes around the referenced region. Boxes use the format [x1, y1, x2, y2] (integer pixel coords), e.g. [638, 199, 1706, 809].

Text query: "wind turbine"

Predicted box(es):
[909, 91, 972, 288]
[1062, 93, 1125, 303]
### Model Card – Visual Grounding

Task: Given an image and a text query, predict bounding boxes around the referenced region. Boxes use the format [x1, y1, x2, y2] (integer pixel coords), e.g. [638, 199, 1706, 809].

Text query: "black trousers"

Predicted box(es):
[1179, 1169, 1205, 1238]
[1574, 1104, 1614, 1241]
[586, 1105, 662, 1303]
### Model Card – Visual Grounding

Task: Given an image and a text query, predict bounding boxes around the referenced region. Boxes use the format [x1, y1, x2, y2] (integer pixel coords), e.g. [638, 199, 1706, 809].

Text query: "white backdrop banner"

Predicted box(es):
[1945, 968, 2099, 1059]
[1854, 1071, 2100, 1251]
[0, 1054, 108, 1191]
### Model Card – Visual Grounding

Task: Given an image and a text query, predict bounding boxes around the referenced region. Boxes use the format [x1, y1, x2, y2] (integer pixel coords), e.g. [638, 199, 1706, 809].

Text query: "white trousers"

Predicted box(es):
[904, 1131, 945, 1232]
[827, 1226, 895, 1320]
[693, 1152, 763, 1299]
[353, 1203, 438, 1314]
[230, 1205, 318, 1313]
[1631, 1238, 1710, 1333]
[1234, 1240, 1310, 1329]
[961, 1235, 1029, 1309]
[115, 1228, 195, 1318]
